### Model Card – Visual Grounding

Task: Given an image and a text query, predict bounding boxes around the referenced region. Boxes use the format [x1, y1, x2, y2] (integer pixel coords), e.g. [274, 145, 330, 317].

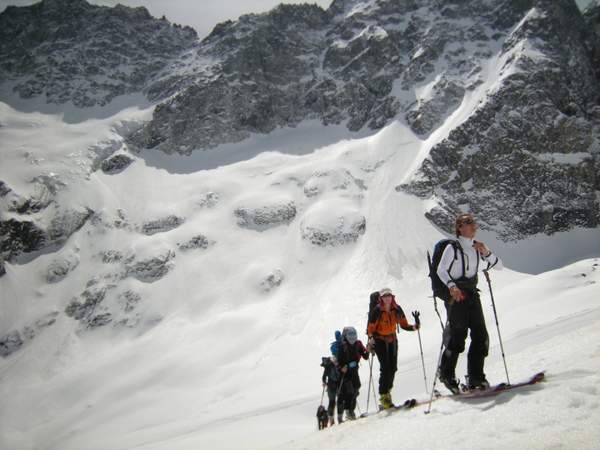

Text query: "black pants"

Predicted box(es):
[326, 385, 337, 416]
[374, 338, 398, 395]
[440, 291, 489, 382]
[338, 369, 360, 412]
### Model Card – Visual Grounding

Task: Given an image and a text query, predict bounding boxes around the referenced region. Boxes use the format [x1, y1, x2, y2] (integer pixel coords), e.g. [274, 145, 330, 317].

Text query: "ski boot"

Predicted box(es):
[466, 375, 490, 391]
[438, 375, 461, 394]
[337, 413, 344, 424]
[346, 409, 357, 420]
[379, 392, 394, 410]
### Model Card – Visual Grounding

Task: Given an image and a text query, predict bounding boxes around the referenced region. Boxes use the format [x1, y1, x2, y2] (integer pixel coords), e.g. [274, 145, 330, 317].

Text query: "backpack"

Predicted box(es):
[365, 291, 380, 333]
[329, 330, 342, 357]
[427, 239, 464, 301]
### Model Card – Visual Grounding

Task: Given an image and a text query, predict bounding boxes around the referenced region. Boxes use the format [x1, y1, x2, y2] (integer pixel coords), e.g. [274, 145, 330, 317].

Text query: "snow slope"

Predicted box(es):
[1, 54, 600, 450]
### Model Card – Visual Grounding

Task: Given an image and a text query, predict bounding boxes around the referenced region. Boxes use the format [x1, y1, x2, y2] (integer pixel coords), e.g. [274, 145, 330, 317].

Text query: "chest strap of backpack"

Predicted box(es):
[448, 241, 466, 283]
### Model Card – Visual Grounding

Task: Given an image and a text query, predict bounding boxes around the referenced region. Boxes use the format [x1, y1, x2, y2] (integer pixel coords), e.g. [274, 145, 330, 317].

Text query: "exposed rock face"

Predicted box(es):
[177, 235, 213, 252]
[0, 219, 47, 260]
[125, 250, 176, 282]
[99, 250, 124, 264]
[65, 285, 111, 323]
[140, 216, 184, 235]
[101, 154, 134, 174]
[128, 0, 539, 154]
[234, 201, 297, 231]
[399, 0, 600, 240]
[0, 0, 197, 107]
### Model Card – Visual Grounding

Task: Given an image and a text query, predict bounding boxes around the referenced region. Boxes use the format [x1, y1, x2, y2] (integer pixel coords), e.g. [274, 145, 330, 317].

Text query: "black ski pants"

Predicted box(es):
[374, 338, 398, 395]
[337, 369, 360, 412]
[440, 291, 489, 382]
[326, 385, 337, 416]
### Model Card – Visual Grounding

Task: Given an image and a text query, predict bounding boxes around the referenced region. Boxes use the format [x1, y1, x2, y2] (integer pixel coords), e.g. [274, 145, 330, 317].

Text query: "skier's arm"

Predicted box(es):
[358, 341, 369, 360]
[436, 243, 457, 288]
[481, 251, 503, 271]
[395, 305, 417, 331]
[474, 241, 503, 271]
[397, 313, 417, 331]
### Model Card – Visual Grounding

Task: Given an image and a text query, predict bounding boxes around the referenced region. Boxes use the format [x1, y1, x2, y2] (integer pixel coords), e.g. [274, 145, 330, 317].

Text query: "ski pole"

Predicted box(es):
[366, 352, 374, 414]
[412, 311, 428, 394]
[425, 300, 453, 415]
[370, 361, 377, 411]
[321, 384, 326, 405]
[425, 323, 446, 414]
[432, 295, 445, 331]
[484, 270, 510, 385]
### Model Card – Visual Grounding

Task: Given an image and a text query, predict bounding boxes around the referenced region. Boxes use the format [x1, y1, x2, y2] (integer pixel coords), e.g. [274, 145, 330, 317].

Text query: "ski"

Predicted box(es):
[359, 398, 417, 418]
[449, 371, 545, 400]
[424, 371, 545, 407]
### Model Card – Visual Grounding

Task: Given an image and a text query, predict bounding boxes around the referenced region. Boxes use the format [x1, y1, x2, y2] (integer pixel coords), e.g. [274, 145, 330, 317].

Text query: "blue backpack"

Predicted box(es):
[329, 330, 342, 357]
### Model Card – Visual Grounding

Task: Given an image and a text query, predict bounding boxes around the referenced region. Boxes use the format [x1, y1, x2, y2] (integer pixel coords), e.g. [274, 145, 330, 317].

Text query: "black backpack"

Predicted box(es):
[366, 291, 380, 333]
[427, 239, 464, 301]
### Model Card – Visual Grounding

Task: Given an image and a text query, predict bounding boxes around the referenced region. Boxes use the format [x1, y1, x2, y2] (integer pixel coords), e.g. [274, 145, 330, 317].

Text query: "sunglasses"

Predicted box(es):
[458, 217, 475, 225]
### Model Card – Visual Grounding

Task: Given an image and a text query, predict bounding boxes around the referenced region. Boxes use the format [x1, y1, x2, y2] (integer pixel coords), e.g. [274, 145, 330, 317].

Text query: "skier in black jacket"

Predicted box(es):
[321, 356, 341, 426]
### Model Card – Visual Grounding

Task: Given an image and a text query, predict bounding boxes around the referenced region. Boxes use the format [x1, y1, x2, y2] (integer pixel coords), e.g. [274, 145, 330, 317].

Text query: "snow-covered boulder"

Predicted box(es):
[65, 286, 110, 323]
[140, 215, 184, 235]
[47, 207, 94, 243]
[177, 234, 214, 252]
[0, 331, 22, 357]
[0, 312, 59, 357]
[234, 197, 297, 231]
[101, 154, 134, 174]
[303, 168, 366, 198]
[118, 290, 141, 312]
[259, 268, 285, 293]
[46, 252, 80, 283]
[300, 200, 366, 246]
[197, 192, 219, 209]
[99, 250, 125, 264]
[0, 180, 10, 197]
[126, 250, 176, 282]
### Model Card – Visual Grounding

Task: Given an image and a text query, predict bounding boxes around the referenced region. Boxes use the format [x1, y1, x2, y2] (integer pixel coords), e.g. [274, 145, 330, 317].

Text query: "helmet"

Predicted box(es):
[342, 326, 358, 345]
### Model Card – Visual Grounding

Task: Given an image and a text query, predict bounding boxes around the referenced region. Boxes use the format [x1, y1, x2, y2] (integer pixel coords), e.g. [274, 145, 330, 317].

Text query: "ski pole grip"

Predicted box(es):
[412, 310, 421, 326]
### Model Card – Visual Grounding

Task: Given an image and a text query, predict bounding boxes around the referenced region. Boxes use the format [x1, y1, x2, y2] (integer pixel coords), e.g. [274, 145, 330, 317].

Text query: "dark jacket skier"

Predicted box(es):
[336, 326, 369, 422]
[436, 213, 503, 393]
[367, 288, 419, 409]
[321, 356, 341, 425]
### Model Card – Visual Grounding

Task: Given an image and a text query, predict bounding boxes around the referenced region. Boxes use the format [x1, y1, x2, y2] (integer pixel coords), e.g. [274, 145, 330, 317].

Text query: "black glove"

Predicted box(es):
[412, 310, 421, 327]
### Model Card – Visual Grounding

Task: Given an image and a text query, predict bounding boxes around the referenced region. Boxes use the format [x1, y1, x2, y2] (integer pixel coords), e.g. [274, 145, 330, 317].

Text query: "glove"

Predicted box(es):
[412, 311, 421, 327]
[367, 337, 376, 354]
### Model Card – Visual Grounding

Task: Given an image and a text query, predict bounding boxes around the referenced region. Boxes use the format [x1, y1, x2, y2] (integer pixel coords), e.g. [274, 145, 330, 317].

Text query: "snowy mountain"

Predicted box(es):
[0, 0, 197, 107]
[1, 0, 600, 449]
